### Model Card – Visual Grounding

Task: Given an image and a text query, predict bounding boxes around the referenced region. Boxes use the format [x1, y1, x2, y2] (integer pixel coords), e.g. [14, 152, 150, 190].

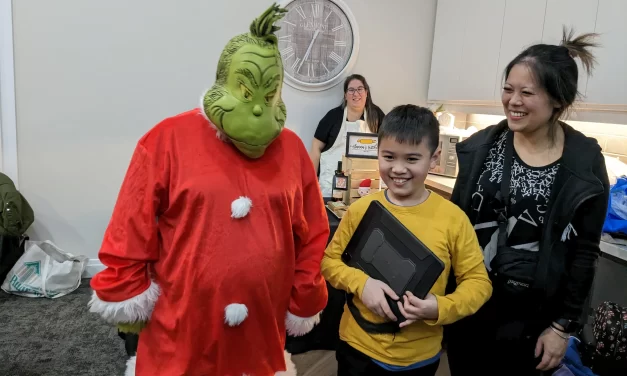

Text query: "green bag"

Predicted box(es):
[0, 173, 34, 237]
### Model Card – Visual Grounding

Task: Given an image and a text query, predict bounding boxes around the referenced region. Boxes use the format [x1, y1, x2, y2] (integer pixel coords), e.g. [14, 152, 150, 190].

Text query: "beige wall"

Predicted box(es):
[12, 0, 437, 260]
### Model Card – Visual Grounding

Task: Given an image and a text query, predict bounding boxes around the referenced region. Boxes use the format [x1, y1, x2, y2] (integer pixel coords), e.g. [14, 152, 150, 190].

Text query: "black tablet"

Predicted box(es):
[341, 200, 445, 322]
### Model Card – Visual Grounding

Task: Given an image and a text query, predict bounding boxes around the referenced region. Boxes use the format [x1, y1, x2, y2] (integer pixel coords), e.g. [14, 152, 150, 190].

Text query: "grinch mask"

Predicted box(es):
[202, 4, 288, 159]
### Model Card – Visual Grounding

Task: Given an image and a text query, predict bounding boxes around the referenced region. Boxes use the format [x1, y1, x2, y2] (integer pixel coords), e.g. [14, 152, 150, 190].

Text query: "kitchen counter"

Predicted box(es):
[586, 240, 627, 320]
[600, 240, 627, 262]
[425, 174, 456, 198]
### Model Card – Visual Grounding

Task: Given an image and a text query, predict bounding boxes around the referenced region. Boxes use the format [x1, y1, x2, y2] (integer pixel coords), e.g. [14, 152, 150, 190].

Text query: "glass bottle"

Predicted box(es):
[332, 161, 348, 202]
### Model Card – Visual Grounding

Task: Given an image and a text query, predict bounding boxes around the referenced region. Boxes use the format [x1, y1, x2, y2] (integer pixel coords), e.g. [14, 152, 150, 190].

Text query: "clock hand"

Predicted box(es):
[297, 29, 320, 74]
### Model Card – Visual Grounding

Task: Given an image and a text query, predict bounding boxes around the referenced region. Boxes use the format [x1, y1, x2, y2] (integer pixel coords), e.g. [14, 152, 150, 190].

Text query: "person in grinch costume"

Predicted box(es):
[88, 4, 329, 375]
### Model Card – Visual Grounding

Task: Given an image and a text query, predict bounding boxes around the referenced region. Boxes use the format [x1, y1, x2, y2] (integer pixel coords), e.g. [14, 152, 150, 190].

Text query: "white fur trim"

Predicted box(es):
[199, 89, 229, 143]
[285, 310, 322, 337]
[88, 281, 160, 324]
[125, 356, 136, 376]
[198, 90, 211, 123]
[275, 350, 297, 376]
[231, 196, 253, 218]
[224, 303, 248, 326]
[215, 129, 230, 142]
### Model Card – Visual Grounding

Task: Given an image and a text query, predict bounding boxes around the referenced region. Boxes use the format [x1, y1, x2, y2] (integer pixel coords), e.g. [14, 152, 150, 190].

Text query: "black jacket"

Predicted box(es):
[451, 120, 610, 322]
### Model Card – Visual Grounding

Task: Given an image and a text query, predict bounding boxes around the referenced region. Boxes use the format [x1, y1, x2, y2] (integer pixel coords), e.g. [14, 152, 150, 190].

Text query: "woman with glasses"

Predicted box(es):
[311, 74, 385, 197]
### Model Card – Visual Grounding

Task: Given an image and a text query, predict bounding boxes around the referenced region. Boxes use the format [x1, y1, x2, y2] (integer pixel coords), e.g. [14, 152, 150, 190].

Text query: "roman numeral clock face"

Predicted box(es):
[276, 0, 357, 91]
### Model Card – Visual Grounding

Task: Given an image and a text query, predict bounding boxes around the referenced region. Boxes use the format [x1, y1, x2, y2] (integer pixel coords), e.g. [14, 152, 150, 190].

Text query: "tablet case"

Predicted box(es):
[341, 200, 445, 324]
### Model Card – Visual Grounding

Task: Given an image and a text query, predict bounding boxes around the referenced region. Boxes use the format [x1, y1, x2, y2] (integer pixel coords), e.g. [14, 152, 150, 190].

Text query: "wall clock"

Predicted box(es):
[275, 0, 360, 92]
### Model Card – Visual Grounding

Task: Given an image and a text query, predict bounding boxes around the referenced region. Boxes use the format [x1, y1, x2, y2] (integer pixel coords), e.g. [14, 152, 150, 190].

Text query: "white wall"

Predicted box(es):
[12, 0, 437, 260]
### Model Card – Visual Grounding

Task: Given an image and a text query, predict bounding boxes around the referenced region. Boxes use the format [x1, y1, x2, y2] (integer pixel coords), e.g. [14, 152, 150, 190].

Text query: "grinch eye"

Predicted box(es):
[265, 90, 276, 104]
[240, 84, 253, 101]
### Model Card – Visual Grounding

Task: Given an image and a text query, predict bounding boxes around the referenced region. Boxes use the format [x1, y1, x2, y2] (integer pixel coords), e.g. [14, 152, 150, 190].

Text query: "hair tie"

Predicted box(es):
[562, 45, 575, 58]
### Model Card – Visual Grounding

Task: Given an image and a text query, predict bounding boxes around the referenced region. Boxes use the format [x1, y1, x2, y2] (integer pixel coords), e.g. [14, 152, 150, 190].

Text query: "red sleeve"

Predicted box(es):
[88, 139, 167, 324]
[285, 138, 330, 336]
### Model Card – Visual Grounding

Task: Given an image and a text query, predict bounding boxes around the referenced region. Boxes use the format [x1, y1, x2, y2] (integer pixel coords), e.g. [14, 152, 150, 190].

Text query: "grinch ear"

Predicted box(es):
[249, 3, 288, 42]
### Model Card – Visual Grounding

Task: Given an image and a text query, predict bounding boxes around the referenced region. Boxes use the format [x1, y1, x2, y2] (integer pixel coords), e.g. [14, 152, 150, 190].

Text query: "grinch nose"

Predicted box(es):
[253, 105, 263, 117]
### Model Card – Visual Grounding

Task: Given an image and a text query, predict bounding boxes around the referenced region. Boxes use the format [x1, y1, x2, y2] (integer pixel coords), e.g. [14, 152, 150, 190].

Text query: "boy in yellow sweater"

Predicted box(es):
[321, 105, 492, 375]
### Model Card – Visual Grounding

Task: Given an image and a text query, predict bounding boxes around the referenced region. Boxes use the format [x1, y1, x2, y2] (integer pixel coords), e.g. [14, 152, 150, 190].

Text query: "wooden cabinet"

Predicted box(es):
[492, 0, 546, 101]
[585, 0, 627, 105]
[456, 0, 505, 101]
[427, 0, 467, 102]
[428, 0, 504, 102]
[428, 0, 627, 107]
[542, 0, 599, 97]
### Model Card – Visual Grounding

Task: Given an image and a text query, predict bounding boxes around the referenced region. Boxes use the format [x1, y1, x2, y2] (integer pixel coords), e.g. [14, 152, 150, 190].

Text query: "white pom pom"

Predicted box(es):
[231, 196, 252, 218]
[224, 303, 248, 326]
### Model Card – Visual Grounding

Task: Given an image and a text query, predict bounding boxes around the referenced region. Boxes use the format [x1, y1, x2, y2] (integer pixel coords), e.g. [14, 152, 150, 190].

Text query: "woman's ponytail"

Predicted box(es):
[560, 26, 600, 76]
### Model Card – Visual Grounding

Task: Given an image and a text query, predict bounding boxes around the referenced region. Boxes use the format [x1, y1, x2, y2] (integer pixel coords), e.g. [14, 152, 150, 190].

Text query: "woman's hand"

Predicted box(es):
[397, 291, 439, 328]
[535, 326, 569, 371]
[360, 278, 398, 321]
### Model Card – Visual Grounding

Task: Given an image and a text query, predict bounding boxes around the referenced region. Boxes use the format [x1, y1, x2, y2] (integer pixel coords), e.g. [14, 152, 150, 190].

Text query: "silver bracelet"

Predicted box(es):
[550, 326, 569, 340]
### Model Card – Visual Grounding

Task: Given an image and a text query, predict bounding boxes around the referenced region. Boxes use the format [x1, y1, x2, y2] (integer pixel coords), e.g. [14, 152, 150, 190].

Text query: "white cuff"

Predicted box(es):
[88, 281, 160, 324]
[285, 310, 322, 337]
[125, 356, 136, 376]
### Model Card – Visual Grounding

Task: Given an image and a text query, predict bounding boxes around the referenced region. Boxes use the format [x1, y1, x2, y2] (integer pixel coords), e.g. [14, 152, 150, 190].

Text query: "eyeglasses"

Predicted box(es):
[347, 87, 366, 95]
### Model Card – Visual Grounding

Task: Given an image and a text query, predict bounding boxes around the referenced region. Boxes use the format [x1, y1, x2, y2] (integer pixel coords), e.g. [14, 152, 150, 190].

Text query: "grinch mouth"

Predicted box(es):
[230, 138, 266, 147]
[227, 132, 278, 147]
[220, 118, 281, 148]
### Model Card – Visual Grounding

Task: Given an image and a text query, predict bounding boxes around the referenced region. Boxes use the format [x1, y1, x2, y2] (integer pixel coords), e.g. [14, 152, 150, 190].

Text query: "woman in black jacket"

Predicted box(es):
[446, 28, 610, 375]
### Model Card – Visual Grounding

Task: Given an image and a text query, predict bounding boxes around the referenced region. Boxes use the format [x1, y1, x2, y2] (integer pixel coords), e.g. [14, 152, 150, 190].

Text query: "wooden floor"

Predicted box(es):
[292, 350, 451, 376]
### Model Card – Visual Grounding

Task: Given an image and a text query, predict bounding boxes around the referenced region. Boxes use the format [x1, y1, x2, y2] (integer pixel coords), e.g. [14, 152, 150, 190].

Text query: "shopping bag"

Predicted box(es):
[602, 176, 627, 235]
[1, 240, 88, 298]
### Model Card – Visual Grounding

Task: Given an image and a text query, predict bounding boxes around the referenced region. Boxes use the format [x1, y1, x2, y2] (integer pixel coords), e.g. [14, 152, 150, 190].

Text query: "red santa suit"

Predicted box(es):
[88, 109, 329, 376]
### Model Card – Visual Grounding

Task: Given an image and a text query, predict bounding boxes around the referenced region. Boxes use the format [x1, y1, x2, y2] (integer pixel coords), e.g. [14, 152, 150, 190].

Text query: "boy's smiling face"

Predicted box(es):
[378, 136, 440, 206]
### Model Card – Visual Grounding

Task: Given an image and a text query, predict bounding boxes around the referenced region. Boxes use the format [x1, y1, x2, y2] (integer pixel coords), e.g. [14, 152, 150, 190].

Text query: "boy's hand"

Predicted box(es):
[360, 278, 399, 321]
[398, 291, 439, 328]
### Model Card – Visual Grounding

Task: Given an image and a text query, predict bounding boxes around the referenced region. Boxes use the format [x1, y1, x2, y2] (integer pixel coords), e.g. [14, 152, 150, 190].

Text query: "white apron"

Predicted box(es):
[319, 107, 370, 197]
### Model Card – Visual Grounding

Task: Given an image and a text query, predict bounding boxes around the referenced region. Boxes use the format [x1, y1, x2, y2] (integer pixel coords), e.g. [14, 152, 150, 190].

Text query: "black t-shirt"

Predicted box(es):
[471, 130, 561, 271]
[314, 105, 385, 153]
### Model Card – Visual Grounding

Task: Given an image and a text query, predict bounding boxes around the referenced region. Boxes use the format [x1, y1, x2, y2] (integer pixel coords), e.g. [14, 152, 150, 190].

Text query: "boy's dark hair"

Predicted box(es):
[378, 105, 440, 154]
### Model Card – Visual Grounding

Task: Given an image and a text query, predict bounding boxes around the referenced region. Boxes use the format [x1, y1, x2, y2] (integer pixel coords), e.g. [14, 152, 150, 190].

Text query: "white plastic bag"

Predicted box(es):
[1, 240, 88, 298]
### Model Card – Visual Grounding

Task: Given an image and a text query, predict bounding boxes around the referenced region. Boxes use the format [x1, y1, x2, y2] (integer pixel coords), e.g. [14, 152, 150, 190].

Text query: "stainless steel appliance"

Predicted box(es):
[429, 131, 466, 178]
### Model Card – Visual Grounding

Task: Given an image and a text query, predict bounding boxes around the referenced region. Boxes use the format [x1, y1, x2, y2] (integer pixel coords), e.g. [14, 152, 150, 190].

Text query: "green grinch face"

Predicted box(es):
[204, 44, 286, 159]
[202, 3, 288, 159]
[225, 45, 284, 156]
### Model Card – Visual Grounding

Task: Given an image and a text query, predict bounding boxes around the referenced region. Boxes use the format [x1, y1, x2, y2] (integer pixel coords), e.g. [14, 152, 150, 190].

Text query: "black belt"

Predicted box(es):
[346, 294, 401, 334]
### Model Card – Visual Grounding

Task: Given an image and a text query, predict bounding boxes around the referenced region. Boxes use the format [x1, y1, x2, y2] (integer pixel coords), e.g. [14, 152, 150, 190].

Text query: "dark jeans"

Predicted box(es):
[118, 331, 139, 357]
[336, 341, 440, 376]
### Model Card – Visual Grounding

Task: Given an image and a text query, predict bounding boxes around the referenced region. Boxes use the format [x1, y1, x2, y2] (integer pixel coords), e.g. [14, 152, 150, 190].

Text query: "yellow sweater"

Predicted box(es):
[321, 190, 492, 366]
